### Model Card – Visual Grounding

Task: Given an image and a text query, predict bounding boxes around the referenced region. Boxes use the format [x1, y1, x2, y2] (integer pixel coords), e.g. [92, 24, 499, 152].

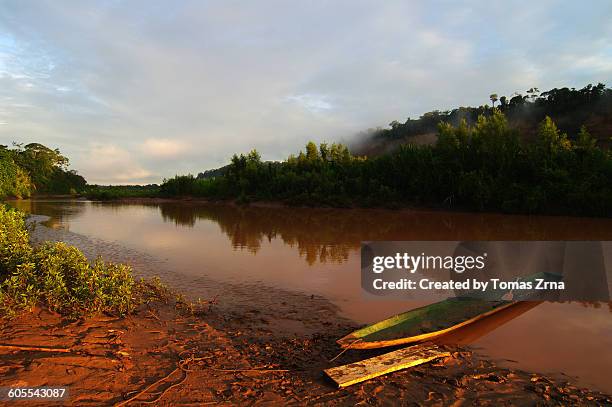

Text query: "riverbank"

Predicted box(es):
[4, 303, 611, 406]
[1, 215, 610, 404]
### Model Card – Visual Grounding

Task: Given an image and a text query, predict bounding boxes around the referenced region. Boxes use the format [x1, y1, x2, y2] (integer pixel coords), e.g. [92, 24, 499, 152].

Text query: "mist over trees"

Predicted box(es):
[0, 143, 86, 199]
[354, 83, 612, 156]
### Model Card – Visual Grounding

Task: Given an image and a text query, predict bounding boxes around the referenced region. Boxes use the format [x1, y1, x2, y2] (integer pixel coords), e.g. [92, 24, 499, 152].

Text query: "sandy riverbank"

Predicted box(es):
[0, 216, 610, 405]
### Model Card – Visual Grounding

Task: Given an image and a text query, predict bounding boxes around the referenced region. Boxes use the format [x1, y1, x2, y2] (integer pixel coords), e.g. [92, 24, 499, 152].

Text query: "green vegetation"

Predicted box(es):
[0, 204, 209, 319]
[0, 151, 31, 199]
[160, 112, 612, 216]
[86, 184, 160, 200]
[0, 205, 154, 318]
[0, 143, 86, 199]
[360, 83, 612, 156]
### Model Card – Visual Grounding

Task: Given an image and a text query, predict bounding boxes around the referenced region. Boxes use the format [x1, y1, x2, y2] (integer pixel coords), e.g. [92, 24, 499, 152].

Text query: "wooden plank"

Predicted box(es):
[324, 343, 450, 388]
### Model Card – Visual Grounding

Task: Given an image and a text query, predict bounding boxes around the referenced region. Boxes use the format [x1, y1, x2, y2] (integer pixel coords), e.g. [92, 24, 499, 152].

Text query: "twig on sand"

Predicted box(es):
[179, 353, 288, 373]
[137, 370, 188, 405]
[115, 366, 181, 407]
[329, 338, 362, 363]
[178, 355, 214, 372]
[207, 368, 289, 373]
[0, 344, 71, 353]
[146, 308, 161, 321]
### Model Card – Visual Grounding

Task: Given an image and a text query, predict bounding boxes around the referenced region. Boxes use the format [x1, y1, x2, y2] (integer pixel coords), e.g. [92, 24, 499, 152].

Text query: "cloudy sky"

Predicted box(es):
[1, 1, 611, 184]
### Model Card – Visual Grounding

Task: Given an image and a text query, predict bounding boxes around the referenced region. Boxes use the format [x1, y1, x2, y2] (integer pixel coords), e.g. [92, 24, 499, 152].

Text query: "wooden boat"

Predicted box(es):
[338, 272, 561, 349]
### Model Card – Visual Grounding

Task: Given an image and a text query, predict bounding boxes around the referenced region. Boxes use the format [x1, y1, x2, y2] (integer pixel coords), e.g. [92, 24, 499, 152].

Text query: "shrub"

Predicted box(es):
[0, 206, 140, 319]
[0, 205, 32, 276]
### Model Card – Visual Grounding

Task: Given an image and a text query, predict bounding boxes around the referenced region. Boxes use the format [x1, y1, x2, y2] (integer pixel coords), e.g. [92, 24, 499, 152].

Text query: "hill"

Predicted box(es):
[352, 83, 612, 156]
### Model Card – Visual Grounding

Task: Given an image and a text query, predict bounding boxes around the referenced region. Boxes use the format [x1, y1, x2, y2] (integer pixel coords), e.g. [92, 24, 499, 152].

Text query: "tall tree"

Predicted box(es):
[489, 93, 499, 107]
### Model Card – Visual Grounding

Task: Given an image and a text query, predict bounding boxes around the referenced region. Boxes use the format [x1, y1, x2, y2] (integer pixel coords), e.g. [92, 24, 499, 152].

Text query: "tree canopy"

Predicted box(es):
[0, 143, 86, 199]
[160, 111, 612, 217]
[355, 83, 611, 156]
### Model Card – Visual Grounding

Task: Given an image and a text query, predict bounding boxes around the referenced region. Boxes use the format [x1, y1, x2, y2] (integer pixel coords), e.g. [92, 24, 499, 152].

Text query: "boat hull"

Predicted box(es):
[337, 300, 517, 349]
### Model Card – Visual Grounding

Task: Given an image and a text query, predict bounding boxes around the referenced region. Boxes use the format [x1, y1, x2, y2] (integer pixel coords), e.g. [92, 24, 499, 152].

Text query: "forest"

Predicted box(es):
[0, 143, 86, 199]
[355, 83, 612, 156]
[160, 111, 612, 217]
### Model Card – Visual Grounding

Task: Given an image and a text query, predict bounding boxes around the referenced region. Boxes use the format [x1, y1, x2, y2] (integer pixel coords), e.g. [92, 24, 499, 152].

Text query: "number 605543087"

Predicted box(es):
[3, 387, 68, 400]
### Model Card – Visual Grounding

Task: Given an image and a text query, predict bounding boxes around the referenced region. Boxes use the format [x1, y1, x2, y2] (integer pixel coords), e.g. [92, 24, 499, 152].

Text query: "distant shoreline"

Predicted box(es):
[19, 195, 610, 220]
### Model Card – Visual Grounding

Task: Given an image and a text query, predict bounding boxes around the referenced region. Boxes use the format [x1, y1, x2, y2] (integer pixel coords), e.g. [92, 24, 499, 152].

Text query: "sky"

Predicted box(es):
[1, 1, 611, 184]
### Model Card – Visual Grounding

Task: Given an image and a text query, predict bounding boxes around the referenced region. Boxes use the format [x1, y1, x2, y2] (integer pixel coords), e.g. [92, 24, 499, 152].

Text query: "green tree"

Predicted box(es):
[575, 126, 597, 151]
[526, 87, 540, 101]
[319, 143, 329, 161]
[305, 142, 319, 161]
[13, 143, 68, 191]
[536, 116, 571, 156]
[0, 151, 32, 199]
[499, 96, 507, 108]
[436, 122, 460, 150]
[489, 93, 498, 107]
[247, 149, 261, 164]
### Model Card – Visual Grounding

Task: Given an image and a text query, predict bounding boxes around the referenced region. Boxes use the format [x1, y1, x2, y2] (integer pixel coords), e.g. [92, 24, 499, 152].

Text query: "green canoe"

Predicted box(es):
[338, 272, 561, 349]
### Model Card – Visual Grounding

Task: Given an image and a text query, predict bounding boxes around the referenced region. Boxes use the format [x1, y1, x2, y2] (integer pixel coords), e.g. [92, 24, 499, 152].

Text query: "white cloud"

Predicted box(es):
[285, 94, 333, 113]
[142, 138, 188, 158]
[77, 144, 154, 184]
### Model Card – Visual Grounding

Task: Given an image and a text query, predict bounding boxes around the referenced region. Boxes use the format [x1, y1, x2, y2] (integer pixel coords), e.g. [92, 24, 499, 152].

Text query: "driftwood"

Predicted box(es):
[0, 344, 71, 353]
[324, 343, 450, 388]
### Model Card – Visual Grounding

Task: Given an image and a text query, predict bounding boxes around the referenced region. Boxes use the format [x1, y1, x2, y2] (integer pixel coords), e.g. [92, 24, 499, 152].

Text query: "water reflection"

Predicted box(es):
[11, 200, 612, 267]
[159, 204, 360, 264]
[10, 199, 85, 230]
[436, 301, 543, 345]
[156, 203, 612, 270]
[155, 203, 612, 241]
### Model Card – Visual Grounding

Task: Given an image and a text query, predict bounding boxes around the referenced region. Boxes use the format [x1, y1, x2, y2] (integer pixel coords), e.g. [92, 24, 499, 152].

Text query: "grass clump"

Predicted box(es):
[0, 205, 142, 319]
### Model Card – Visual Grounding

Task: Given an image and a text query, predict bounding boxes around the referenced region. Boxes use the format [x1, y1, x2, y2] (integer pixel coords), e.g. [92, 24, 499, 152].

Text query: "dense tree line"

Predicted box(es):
[0, 143, 86, 199]
[161, 111, 611, 217]
[356, 83, 612, 155]
[85, 184, 159, 200]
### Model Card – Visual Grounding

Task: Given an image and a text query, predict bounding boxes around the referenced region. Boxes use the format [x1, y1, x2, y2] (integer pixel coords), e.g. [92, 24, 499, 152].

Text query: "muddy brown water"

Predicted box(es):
[8, 199, 612, 393]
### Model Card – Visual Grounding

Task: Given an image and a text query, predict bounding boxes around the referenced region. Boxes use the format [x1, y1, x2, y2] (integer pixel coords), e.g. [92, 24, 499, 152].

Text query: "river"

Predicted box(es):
[8, 199, 612, 393]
